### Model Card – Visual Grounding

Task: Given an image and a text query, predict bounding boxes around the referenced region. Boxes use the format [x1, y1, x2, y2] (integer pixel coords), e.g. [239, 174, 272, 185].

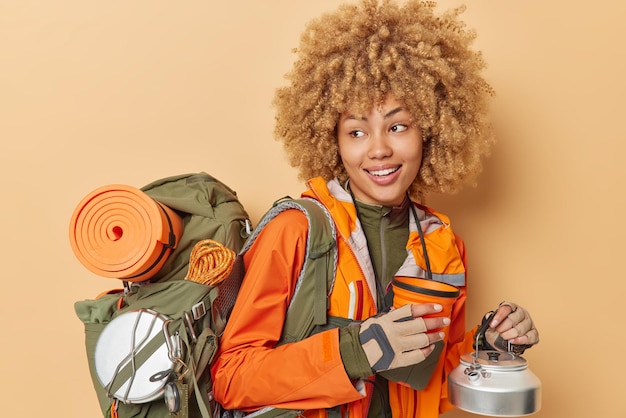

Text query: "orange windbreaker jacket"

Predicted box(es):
[211, 177, 477, 417]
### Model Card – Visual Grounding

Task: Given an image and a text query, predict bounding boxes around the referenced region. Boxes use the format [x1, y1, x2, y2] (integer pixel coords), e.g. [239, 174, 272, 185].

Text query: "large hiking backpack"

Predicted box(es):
[73, 172, 337, 418]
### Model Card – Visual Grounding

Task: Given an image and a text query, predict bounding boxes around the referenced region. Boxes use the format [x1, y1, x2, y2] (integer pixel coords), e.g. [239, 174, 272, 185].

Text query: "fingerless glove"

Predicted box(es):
[359, 305, 432, 372]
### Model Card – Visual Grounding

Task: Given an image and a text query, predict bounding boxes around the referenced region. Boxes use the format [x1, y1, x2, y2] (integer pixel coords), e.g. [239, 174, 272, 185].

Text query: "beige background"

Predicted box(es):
[1, 0, 624, 417]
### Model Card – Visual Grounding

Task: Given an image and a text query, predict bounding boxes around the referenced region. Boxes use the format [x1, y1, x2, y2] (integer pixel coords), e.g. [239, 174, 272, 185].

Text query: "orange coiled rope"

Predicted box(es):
[185, 239, 236, 286]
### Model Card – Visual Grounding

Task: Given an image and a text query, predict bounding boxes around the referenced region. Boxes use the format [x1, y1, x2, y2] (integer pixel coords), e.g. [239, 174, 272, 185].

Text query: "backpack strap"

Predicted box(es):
[239, 197, 337, 343]
[220, 198, 337, 418]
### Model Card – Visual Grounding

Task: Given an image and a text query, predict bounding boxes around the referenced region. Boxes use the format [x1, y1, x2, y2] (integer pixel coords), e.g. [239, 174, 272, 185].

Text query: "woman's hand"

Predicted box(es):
[484, 302, 539, 352]
[359, 303, 449, 372]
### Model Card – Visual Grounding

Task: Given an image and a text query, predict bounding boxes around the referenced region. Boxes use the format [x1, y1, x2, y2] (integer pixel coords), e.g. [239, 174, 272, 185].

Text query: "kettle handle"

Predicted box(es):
[474, 311, 495, 359]
[475, 309, 524, 357]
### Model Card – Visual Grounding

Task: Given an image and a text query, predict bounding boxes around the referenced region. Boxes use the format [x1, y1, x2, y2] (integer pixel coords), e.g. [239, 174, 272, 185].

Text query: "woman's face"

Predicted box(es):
[337, 96, 423, 206]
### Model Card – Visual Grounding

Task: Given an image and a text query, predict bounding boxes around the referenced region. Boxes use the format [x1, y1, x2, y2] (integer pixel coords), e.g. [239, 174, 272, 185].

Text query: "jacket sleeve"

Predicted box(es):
[210, 210, 365, 412]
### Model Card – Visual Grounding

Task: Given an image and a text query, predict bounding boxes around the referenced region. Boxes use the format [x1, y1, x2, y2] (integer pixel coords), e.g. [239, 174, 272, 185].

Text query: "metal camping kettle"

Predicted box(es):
[448, 312, 542, 417]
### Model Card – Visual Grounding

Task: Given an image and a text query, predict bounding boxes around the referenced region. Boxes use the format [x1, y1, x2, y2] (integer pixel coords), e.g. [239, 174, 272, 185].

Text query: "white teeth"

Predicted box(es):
[369, 167, 399, 176]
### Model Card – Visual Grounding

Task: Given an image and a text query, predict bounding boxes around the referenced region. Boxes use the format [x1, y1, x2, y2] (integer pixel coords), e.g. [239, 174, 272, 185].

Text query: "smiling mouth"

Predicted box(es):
[367, 167, 400, 177]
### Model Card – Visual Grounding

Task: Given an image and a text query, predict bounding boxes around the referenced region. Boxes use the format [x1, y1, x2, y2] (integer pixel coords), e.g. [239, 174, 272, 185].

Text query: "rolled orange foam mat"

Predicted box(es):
[69, 184, 184, 282]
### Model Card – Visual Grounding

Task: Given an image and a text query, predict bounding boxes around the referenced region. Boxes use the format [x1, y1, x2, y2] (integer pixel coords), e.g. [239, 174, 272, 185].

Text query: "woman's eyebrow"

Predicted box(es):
[344, 114, 366, 121]
[384, 107, 404, 119]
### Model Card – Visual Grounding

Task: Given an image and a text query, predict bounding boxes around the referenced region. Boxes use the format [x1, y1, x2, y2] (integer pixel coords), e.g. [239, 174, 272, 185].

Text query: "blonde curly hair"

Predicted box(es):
[273, 0, 495, 198]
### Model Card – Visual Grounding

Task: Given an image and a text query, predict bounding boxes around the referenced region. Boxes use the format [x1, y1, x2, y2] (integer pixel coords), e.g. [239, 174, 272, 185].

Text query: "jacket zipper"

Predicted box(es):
[378, 210, 390, 311]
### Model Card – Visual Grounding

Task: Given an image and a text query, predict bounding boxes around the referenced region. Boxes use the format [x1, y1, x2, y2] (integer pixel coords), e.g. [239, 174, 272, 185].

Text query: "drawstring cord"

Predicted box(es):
[409, 200, 433, 280]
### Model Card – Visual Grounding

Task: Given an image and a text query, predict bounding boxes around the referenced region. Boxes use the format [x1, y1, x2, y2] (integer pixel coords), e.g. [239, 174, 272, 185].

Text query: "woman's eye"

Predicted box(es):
[350, 129, 365, 138]
[390, 124, 408, 133]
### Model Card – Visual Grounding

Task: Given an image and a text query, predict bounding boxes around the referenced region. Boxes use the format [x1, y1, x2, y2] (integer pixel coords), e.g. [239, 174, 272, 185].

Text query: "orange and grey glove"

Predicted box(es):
[359, 304, 436, 373]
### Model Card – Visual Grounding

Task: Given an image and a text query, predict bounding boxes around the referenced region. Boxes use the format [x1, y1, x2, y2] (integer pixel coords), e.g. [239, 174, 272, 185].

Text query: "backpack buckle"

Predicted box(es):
[192, 301, 206, 320]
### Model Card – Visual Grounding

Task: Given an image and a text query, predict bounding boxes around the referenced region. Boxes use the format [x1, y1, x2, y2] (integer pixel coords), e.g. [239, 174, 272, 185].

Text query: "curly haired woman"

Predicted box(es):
[211, 1, 539, 417]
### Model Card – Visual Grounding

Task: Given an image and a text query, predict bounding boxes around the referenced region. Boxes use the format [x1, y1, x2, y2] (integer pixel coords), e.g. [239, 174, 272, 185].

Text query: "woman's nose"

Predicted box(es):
[368, 134, 392, 159]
